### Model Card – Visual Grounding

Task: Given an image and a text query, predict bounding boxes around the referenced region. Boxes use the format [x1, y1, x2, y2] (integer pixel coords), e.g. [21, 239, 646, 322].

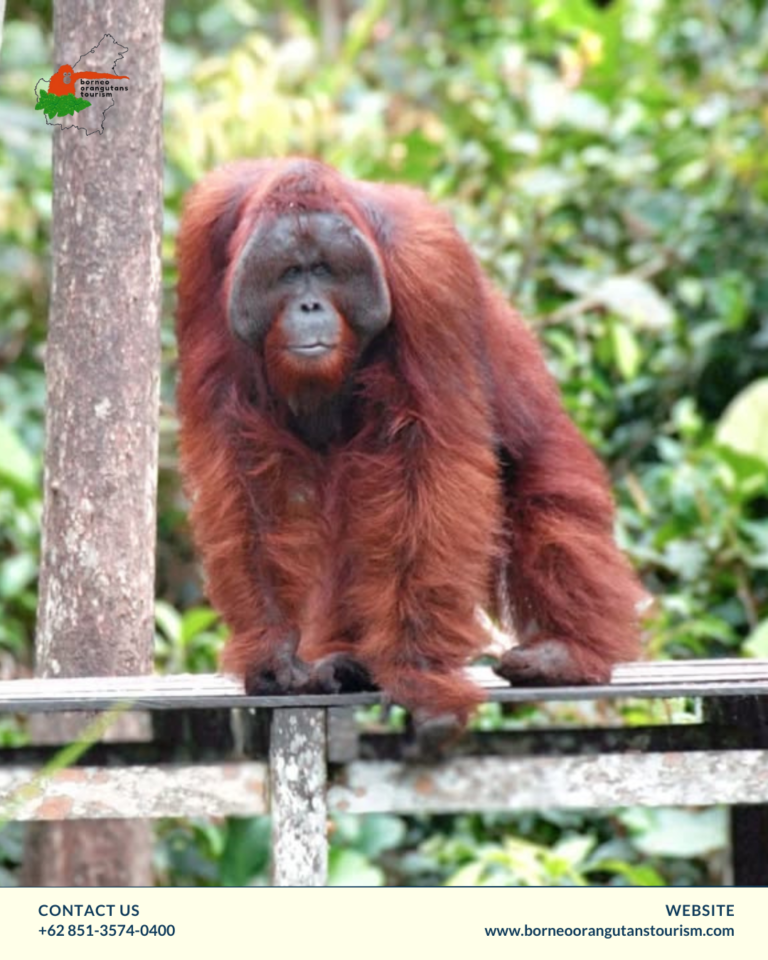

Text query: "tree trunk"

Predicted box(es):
[22, 0, 164, 887]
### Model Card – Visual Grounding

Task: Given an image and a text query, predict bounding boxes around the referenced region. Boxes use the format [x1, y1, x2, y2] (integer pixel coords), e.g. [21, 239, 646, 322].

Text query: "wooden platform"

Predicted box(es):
[2, 658, 768, 712]
[2, 659, 768, 887]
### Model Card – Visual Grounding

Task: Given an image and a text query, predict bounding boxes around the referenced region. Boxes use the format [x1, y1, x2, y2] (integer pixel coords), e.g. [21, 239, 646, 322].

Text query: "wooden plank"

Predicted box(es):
[269, 709, 327, 886]
[328, 750, 768, 814]
[0, 762, 267, 821]
[5, 749, 767, 820]
[1, 660, 768, 712]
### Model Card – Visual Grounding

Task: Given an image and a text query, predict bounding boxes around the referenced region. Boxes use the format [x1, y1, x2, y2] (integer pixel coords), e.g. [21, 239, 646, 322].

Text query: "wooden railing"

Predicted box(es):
[2, 659, 767, 885]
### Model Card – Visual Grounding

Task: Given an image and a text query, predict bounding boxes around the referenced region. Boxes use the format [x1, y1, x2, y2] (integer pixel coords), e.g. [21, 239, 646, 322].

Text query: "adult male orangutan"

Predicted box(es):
[175, 158, 643, 728]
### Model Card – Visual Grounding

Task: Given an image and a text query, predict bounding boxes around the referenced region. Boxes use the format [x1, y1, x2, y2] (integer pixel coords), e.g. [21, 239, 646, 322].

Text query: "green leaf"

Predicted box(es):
[0, 553, 37, 599]
[715, 444, 768, 498]
[629, 809, 727, 858]
[716, 378, 768, 465]
[594, 276, 674, 330]
[0, 421, 37, 496]
[328, 849, 383, 886]
[710, 272, 751, 330]
[592, 859, 666, 886]
[355, 815, 406, 858]
[744, 620, 768, 658]
[551, 834, 595, 866]
[610, 322, 642, 380]
[180, 607, 220, 644]
[220, 818, 271, 886]
[446, 861, 486, 886]
[154, 600, 182, 643]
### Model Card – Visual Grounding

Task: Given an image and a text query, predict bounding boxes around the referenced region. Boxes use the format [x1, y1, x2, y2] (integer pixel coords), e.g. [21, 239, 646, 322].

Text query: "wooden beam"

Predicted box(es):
[2, 660, 768, 712]
[3, 749, 768, 821]
[0, 763, 267, 821]
[328, 750, 768, 814]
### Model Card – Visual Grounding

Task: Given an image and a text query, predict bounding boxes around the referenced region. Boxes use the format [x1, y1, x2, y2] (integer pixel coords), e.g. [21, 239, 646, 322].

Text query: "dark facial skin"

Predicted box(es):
[228, 211, 391, 353]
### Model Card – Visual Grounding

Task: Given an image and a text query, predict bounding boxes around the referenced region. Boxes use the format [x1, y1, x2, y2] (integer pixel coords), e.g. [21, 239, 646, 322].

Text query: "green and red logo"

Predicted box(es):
[35, 33, 129, 135]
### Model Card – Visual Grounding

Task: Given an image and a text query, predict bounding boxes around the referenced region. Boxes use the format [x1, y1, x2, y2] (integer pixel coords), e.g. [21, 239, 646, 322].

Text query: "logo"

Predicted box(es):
[35, 33, 129, 135]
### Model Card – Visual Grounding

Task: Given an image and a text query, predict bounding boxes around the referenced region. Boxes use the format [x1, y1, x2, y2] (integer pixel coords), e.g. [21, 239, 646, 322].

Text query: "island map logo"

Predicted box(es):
[35, 33, 129, 135]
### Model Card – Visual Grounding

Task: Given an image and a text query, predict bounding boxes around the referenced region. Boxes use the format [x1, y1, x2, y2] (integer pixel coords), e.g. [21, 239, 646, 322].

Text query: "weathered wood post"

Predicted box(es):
[705, 696, 768, 886]
[22, 0, 164, 886]
[270, 708, 329, 886]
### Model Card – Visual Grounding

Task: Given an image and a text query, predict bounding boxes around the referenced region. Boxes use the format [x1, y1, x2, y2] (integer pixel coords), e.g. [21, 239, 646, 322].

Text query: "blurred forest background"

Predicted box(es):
[1, 0, 767, 886]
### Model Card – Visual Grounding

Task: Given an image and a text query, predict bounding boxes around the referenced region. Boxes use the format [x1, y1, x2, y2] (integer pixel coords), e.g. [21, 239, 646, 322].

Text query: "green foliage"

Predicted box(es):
[154, 601, 226, 673]
[329, 814, 406, 885]
[0, 823, 23, 886]
[35, 89, 91, 119]
[154, 806, 722, 887]
[386, 808, 720, 886]
[0, 422, 40, 662]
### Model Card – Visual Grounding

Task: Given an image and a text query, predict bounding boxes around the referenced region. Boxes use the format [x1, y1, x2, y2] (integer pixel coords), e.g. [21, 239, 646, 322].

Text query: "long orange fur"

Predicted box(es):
[175, 158, 643, 724]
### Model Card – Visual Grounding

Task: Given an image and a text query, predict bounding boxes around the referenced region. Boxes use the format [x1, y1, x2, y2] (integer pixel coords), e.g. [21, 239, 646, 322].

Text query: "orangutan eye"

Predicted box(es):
[280, 265, 303, 282]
